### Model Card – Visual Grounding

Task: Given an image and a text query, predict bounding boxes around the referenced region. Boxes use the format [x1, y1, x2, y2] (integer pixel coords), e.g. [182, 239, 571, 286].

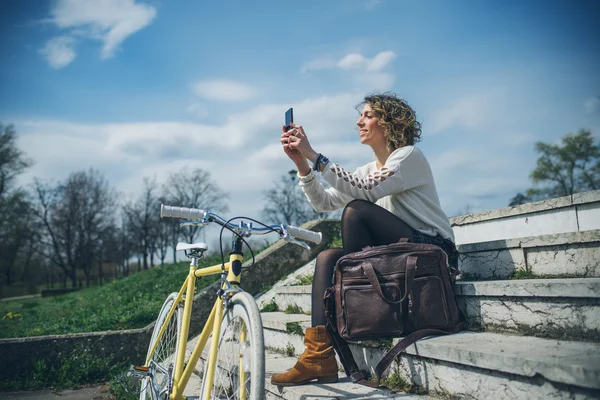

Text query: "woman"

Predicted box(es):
[271, 93, 458, 386]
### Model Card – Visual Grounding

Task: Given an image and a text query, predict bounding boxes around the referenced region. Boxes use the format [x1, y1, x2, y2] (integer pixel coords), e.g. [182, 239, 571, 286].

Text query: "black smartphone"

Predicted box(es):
[285, 108, 293, 131]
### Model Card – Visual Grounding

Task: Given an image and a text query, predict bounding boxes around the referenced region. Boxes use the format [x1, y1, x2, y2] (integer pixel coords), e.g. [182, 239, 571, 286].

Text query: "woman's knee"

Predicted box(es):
[341, 199, 372, 225]
[315, 248, 342, 267]
[314, 249, 342, 276]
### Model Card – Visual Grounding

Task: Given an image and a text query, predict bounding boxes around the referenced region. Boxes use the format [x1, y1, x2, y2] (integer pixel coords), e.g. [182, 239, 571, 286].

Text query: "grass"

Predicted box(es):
[285, 322, 304, 336]
[291, 274, 313, 286]
[284, 343, 295, 357]
[284, 304, 303, 314]
[0, 251, 265, 393]
[0, 254, 228, 339]
[511, 267, 534, 280]
[0, 344, 129, 392]
[260, 298, 279, 312]
[379, 372, 412, 392]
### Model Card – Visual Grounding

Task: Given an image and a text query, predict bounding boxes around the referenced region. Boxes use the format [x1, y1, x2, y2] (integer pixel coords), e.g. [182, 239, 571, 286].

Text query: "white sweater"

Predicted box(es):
[298, 146, 455, 242]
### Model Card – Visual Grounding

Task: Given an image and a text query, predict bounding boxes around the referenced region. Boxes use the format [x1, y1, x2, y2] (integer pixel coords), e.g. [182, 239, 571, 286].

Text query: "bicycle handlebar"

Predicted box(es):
[161, 205, 207, 220]
[160, 204, 322, 245]
[285, 224, 322, 244]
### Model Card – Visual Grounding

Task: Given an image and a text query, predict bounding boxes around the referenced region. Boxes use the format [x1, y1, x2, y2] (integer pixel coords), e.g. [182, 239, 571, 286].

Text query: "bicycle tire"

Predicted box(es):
[140, 292, 183, 400]
[199, 291, 265, 400]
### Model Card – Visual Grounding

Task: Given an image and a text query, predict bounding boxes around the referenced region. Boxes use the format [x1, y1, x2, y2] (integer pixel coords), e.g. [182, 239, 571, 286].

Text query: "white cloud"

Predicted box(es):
[300, 51, 396, 94]
[14, 88, 540, 231]
[39, 36, 77, 69]
[367, 51, 396, 72]
[192, 80, 254, 102]
[41, 0, 156, 67]
[305, 51, 396, 73]
[430, 146, 534, 216]
[427, 87, 509, 135]
[584, 97, 600, 116]
[14, 93, 372, 222]
[337, 53, 368, 70]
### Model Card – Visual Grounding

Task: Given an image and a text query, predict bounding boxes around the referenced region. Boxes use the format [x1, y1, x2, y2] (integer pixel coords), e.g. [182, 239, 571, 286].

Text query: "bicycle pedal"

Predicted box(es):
[127, 365, 149, 380]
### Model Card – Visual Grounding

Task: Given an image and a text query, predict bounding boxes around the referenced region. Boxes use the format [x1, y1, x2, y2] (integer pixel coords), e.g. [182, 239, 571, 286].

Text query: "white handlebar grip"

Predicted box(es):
[286, 225, 322, 244]
[160, 204, 206, 220]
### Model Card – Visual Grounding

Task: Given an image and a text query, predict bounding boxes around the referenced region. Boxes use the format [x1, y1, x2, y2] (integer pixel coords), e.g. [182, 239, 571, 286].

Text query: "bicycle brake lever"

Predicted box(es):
[180, 219, 209, 228]
[283, 236, 311, 251]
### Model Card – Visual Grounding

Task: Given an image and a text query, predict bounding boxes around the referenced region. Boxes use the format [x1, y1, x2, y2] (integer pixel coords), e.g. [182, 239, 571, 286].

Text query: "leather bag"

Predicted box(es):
[323, 239, 463, 387]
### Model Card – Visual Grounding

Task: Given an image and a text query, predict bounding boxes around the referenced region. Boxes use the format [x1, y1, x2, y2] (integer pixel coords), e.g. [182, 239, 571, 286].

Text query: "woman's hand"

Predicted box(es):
[281, 126, 310, 175]
[285, 123, 319, 163]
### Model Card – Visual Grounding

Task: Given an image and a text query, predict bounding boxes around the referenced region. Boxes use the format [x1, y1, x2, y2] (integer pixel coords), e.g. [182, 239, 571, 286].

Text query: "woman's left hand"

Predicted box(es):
[287, 123, 318, 163]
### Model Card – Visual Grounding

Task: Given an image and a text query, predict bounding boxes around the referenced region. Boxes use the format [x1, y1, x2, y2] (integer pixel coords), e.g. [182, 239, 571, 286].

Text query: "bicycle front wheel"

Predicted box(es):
[140, 292, 182, 400]
[200, 291, 265, 400]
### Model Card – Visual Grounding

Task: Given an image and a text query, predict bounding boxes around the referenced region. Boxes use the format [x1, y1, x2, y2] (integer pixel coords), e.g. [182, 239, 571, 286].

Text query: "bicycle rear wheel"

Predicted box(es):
[200, 291, 265, 400]
[140, 292, 182, 400]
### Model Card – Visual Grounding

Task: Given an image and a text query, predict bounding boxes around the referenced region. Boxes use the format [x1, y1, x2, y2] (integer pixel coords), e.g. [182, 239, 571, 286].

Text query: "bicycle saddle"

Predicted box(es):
[176, 242, 208, 252]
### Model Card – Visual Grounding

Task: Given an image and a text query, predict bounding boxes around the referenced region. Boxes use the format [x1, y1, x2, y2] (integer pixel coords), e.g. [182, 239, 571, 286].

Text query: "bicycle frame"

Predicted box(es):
[145, 237, 246, 400]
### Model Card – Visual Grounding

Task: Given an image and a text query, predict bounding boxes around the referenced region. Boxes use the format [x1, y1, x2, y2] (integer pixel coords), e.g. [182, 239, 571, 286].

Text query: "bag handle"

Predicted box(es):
[362, 255, 417, 304]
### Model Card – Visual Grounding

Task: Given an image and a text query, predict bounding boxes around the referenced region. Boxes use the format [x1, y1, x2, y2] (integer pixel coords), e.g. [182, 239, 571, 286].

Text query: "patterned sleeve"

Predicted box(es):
[320, 148, 412, 202]
[298, 169, 354, 212]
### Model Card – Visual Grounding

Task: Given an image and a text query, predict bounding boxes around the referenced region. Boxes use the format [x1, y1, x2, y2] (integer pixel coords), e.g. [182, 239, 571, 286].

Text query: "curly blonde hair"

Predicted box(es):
[357, 93, 422, 151]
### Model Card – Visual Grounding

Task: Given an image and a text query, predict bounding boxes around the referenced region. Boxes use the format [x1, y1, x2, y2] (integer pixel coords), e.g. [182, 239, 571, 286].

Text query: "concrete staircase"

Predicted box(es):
[256, 191, 600, 399]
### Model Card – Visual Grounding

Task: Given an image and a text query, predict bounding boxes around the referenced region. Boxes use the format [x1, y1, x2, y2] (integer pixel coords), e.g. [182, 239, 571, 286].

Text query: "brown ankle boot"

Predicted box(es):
[270, 325, 339, 386]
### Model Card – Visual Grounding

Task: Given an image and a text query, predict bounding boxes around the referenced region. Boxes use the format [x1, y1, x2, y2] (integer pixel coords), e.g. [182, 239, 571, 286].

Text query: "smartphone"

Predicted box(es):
[285, 108, 294, 132]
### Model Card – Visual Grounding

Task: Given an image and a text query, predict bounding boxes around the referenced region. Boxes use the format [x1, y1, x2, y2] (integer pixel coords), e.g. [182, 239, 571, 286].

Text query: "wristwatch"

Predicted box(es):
[312, 153, 330, 172]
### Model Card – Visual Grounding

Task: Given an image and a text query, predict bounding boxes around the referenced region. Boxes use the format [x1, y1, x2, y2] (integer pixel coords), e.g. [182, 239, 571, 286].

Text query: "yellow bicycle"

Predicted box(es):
[130, 205, 322, 400]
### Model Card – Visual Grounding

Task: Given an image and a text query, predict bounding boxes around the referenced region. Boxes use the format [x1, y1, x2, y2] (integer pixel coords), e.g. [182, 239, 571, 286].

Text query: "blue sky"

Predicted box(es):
[1, 0, 599, 234]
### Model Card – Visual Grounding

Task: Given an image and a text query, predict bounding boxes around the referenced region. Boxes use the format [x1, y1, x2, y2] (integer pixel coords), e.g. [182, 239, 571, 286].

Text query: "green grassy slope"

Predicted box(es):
[0, 255, 228, 339]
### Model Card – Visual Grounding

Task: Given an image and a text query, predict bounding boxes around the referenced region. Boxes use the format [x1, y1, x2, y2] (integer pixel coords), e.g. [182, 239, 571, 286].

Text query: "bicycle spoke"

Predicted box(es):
[201, 292, 264, 400]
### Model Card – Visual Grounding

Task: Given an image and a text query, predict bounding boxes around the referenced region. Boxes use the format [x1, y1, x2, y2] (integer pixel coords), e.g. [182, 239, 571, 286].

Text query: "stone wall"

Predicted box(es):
[450, 190, 600, 245]
[0, 219, 340, 383]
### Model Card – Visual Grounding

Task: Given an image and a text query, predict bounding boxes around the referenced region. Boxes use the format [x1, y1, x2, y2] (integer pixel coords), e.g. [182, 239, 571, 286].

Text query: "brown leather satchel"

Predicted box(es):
[324, 239, 463, 387]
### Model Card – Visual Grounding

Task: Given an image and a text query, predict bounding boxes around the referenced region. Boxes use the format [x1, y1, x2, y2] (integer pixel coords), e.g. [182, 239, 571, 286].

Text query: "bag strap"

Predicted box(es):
[327, 319, 463, 388]
[362, 256, 417, 304]
[371, 323, 463, 386]
[325, 322, 379, 388]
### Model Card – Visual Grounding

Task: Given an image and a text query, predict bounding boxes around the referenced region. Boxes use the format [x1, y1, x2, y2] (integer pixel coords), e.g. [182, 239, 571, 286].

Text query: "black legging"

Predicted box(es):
[311, 199, 414, 326]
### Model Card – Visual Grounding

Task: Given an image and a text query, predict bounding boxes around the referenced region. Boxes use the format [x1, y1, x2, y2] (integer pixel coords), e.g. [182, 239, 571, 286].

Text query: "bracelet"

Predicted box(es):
[318, 154, 330, 172]
[312, 153, 323, 171]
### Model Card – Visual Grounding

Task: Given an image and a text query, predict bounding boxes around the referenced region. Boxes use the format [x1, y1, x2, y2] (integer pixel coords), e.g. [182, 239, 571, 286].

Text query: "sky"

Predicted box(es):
[1, 0, 600, 239]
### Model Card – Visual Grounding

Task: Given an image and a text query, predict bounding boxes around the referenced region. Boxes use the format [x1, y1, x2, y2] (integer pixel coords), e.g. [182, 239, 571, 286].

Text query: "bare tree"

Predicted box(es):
[163, 167, 229, 261]
[0, 191, 37, 287]
[0, 123, 33, 200]
[0, 123, 36, 292]
[155, 195, 171, 265]
[31, 169, 117, 288]
[123, 177, 161, 270]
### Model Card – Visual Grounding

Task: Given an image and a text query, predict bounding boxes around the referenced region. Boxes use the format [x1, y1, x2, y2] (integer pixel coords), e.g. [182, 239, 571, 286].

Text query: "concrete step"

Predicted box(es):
[456, 278, 600, 341]
[458, 229, 600, 280]
[267, 278, 600, 342]
[450, 189, 600, 245]
[184, 316, 431, 399]
[256, 259, 317, 312]
[265, 350, 434, 399]
[261, 312, 600, 399]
